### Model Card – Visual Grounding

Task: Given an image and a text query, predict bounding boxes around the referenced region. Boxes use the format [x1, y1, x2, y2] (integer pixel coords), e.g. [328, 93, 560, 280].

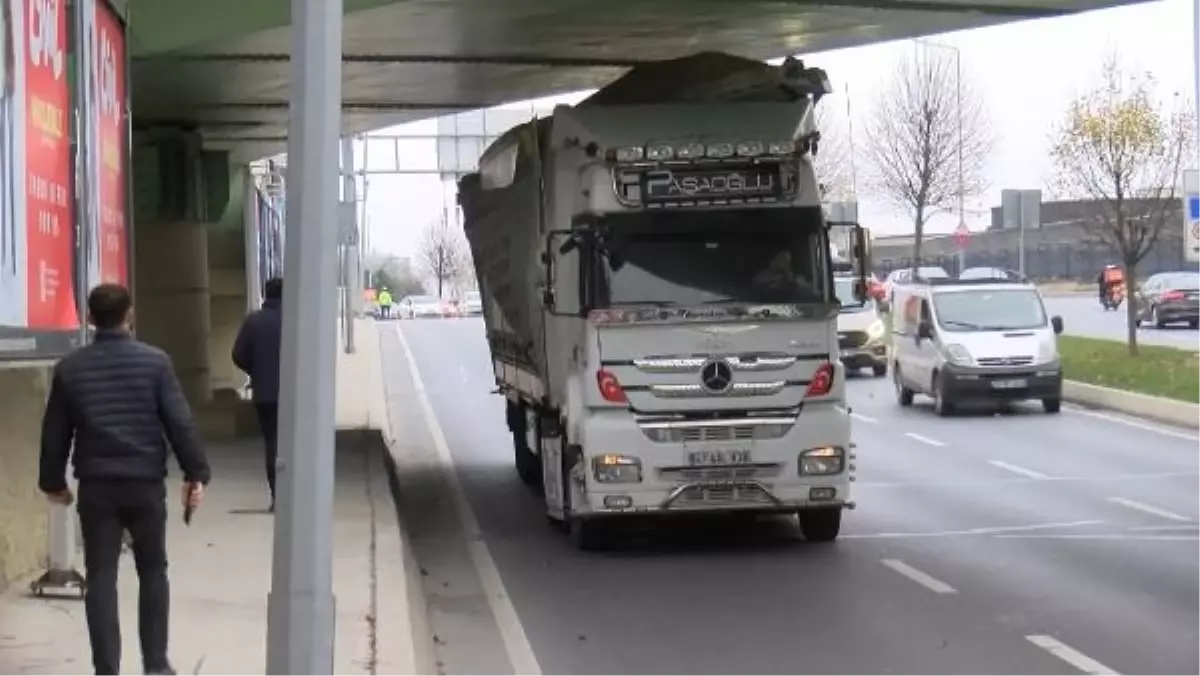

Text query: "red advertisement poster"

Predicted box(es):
[23, 0, 75, 330]
[94, 1, 124, 285]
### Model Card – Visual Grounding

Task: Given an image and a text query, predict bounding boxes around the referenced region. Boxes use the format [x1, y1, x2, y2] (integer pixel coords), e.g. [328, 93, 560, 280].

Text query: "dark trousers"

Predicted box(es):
[255, 401, 279, 500]
[77, 479, 171, 675]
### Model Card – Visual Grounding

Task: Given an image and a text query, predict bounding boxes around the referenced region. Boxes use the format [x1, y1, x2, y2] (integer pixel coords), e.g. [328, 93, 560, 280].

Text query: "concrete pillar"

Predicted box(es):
[0, 365, 52, 592]
[133, 221, 212, 406]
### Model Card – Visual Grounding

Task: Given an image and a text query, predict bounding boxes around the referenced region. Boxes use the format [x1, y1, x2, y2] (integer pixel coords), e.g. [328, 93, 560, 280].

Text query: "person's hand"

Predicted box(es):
[46, 489, 73, 506]
[181, 481, 204, 511]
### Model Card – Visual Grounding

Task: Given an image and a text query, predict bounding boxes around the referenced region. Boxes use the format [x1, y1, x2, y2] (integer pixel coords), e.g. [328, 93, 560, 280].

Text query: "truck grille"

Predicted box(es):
[838, 331, 868, 348]
[679, 425, 756, 442]
[659, 463, 783, 483]
[976, 356, 1034, 367]
[675, 482, 774, 506]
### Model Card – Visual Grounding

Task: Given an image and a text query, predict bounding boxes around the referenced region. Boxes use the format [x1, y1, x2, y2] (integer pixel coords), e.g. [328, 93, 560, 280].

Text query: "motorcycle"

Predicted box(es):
[1100, 284, 1124, 311]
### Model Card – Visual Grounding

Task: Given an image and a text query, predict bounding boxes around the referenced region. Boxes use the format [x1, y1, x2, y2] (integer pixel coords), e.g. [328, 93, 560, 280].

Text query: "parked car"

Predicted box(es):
[1134, 272, 1200, 329]
[400, 295, 445, 319]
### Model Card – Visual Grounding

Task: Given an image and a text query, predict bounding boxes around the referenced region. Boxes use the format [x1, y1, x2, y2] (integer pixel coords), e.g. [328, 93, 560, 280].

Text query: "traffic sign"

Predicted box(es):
[954, 223, 970, 249]
[1184, 170, 1199, 263]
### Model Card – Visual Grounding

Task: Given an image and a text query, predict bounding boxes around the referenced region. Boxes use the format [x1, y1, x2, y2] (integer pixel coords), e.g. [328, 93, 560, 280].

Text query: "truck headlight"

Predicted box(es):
[799, 446, 845, 476]
[944, 343, 974, 366]
[592, 454, 642, 483]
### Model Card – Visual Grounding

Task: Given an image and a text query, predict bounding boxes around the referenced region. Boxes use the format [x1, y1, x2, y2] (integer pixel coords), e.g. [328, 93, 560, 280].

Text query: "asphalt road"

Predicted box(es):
[1044, 293, 1199, 350]
[381, 318, 1199, 676]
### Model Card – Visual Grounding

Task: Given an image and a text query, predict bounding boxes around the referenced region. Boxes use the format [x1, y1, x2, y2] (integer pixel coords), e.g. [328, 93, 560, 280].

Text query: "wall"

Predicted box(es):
[0, 366, 51, 592]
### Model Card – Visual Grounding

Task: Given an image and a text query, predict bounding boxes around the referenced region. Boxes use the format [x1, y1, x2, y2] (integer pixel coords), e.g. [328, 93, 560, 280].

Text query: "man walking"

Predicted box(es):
[232, 277, 283, 510]
[39, 284, 211, 676]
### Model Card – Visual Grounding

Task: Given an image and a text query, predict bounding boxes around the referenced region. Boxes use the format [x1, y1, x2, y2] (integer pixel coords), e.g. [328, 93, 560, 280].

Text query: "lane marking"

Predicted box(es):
[904, 432, 945, 447]
[1106, 497, 1192, 522]
[995, 534, 1197, 541]
[1026, 634, 1119, 675]
[851, 412, 878, 424]
[855, 470, 1197, 490]
[1127, 523, 1199, 532]
[394, 325, 543, 676]
[842, 520, 1103, 540]
[988, 460, 1049, 480]
[1064, 405, 1199, 442]
[880, 559, 957, 594]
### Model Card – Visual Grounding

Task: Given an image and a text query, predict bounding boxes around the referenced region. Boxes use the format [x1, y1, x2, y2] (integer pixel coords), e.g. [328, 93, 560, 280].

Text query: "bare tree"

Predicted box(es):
[813, 104, 853, 202]
[862, 48, 992, 270]
[1049, 56, 1195, 354]
[419, 218, 469, 299]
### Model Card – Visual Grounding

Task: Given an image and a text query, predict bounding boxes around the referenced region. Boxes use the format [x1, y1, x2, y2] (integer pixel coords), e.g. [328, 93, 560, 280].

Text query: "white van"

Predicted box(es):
[889, 279, 1065, 415]
[834, 275, 888, 376]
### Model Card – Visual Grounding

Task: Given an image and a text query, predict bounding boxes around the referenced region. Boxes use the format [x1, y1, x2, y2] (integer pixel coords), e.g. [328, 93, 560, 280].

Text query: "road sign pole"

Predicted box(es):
[265, 0, 342, 672]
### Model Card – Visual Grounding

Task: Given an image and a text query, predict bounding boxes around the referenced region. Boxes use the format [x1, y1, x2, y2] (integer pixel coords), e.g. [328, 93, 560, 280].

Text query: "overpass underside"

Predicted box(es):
[0, 0, 1149, 591]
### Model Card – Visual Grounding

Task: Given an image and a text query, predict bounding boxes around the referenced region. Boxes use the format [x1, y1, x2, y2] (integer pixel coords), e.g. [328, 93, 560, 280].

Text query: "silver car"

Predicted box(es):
[1135, 272, 1200, 329]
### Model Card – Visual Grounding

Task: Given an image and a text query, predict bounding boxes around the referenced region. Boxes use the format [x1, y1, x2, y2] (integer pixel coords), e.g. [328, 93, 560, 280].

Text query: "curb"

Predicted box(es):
[1062, 380, 1199, 430]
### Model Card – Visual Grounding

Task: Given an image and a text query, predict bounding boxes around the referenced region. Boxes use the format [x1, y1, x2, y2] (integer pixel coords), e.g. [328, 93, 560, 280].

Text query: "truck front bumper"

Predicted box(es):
[573, 402, 854, 518]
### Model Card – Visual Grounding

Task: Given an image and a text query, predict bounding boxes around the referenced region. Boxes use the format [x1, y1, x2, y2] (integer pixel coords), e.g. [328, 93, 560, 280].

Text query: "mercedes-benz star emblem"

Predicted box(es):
[700, 359, 734, 394]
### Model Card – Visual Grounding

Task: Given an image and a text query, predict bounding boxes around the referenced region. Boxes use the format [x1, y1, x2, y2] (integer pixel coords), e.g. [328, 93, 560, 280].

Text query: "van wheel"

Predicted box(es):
[932, 374, 955, 417]
[1042, 398, 1062, 414]
[894, 367, 914, 406]
[798, 508, 841, 542]
[872, 364, 887, 378]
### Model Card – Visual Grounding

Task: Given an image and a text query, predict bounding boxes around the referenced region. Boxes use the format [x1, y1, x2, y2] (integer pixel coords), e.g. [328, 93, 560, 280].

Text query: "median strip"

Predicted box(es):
[1057, 336, 1199, 403]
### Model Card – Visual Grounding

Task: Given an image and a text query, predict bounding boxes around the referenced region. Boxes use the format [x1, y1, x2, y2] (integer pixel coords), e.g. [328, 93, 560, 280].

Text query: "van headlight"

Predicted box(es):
[944, 343, 974, 366]
[799, 446, 845, 475]
[866, 319, 886, 341]
[592, 454, 642, 483]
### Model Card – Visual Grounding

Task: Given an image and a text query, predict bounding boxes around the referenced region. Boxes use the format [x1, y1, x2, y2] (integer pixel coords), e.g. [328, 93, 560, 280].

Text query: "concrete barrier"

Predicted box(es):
[1063, 380, 1200, 430]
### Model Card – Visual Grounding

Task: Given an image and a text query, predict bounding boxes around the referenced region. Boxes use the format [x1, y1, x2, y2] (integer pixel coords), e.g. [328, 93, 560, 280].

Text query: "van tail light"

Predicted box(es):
[596, 370, 627, 403]
[1162, 290, 1185, 301]
[805, 362, 834, 398]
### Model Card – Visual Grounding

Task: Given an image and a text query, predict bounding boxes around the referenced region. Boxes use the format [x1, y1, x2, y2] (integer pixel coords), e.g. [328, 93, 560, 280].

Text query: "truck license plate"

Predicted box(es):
[992, 378, 1027, 389]
[688, 450, 751, 466]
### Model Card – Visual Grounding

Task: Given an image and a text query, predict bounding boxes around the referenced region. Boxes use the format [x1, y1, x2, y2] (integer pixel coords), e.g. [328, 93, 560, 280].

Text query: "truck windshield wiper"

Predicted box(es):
[942, 320, 984, 330]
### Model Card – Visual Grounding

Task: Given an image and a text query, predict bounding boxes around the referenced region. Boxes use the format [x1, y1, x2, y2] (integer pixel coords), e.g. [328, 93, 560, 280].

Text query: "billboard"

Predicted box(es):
[79, 0, 128, 288]
[0, 0, 81, 359]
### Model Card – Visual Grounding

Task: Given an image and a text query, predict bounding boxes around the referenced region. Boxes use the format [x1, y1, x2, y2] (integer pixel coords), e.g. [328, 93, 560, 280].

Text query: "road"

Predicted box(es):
[380, 318, 1199, 675]
[1044, 293, 1198, 350]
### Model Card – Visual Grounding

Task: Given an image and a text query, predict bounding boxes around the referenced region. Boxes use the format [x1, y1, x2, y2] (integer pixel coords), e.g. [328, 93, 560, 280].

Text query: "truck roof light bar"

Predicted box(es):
[604, 140, 799, 165]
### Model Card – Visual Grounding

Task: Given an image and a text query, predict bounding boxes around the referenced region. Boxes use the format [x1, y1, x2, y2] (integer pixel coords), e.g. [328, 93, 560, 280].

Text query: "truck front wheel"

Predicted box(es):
[510, 405, 541, 489]
[798, 508, 841, 542]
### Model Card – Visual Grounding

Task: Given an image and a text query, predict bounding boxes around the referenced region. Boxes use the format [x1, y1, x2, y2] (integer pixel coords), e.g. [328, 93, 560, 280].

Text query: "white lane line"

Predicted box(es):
[850, 412, 878, 424]
[996, 534, 1197, 541]
[988, 460, 1049, 480]
[394, 325, 543, 676]
[841, 520, 1103, 540]
[1065, 405, 1199, 442]
[880, 559, 958, 594]
[904, 432, 945, 447]
[1106, 497, 1192, 522]
[1127, 523, 1200, 532]
[1026, 635, 1119, 675]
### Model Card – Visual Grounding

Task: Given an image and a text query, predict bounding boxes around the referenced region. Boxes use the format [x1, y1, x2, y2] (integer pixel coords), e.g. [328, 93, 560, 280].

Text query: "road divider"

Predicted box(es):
[1058, 335, 1199, 404]
[1063, 381, 1199, 430]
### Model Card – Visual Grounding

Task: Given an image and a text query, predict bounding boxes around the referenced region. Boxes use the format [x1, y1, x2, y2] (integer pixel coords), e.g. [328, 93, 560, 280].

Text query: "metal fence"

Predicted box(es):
[874, 239, 1197, 281]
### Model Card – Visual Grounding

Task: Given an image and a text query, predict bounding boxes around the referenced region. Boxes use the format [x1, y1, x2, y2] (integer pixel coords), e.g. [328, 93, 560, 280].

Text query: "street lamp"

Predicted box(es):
[914, 38, 966, 272]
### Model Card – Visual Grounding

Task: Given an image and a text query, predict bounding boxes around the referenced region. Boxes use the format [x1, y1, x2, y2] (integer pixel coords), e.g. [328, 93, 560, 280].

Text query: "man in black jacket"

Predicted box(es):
[39, 283, 211, 676]
[232, 277, 283, 510]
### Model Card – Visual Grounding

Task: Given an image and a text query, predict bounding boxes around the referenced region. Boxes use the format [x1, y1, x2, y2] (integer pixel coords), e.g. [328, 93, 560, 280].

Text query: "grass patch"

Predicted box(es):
[1057, 335, 1199, 403]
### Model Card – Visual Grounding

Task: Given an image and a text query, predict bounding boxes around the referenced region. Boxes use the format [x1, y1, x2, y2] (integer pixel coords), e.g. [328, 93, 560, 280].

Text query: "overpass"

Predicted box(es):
[0, 0, 1162, 669]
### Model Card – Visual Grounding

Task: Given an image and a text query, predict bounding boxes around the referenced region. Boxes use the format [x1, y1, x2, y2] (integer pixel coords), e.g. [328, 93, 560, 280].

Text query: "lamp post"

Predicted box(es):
[915, 39, 966, 272]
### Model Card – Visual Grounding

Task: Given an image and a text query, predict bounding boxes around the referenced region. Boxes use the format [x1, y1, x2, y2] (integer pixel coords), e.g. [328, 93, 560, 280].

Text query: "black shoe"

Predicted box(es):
[145, 665, 176, 675]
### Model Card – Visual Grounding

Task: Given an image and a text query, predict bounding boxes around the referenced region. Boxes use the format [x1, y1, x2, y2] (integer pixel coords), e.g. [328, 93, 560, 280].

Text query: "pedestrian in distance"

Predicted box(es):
[232, 276, 283, 511]
[39, 283, 211, 676]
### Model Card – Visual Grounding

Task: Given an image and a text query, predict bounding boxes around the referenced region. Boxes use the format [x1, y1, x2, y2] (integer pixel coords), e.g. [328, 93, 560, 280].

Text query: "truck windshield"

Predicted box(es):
[933, 288, 1047, 331]
[596, 208, 828, 307]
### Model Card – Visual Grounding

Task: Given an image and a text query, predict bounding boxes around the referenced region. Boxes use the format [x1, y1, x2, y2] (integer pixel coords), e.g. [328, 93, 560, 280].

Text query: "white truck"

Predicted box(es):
[457, 52, 872, 549]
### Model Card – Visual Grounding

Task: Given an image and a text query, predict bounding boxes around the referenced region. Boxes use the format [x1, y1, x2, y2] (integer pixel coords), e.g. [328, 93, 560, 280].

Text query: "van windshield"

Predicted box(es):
[932, 288, 1046, 331]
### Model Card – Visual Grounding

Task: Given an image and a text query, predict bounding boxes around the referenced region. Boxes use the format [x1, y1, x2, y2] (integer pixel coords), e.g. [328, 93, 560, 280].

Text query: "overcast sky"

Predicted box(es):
[356, 0, 1199, 261]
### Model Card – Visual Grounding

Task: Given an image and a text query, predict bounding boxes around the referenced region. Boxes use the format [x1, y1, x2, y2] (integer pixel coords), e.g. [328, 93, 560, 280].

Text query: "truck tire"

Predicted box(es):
[798, 508, 841, 542]
[509, 404, 542, 489]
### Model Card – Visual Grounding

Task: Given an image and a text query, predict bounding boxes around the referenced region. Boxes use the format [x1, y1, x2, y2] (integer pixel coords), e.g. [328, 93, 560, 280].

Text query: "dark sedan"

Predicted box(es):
[1135, 272, 1200, 329]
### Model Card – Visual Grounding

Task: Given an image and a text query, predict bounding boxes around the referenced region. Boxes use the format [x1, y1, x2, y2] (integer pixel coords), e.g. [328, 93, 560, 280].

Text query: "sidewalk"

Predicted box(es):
[0, 438, 393, 674]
